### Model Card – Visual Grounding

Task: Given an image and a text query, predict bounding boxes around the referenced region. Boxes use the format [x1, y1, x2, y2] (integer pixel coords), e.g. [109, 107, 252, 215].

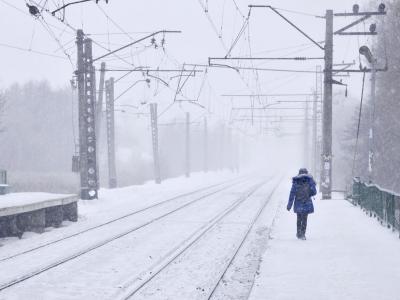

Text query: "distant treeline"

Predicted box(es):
[0, 81, 235, 193]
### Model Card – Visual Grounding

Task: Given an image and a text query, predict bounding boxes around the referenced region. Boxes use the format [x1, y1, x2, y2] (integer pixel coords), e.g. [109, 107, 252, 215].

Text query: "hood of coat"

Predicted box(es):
[292, 174, 314, 182]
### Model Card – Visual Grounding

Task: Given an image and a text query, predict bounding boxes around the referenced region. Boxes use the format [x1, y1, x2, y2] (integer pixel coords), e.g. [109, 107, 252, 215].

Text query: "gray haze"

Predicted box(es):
[0, 0, 388, 192]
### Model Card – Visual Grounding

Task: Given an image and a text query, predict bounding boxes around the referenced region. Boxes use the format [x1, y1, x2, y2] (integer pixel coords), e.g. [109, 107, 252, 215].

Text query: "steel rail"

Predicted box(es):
[0, 176, 247, 264]
[0, 177, 252, 292]
[117, 179, 270, 299]
[207, 178, 282, 299]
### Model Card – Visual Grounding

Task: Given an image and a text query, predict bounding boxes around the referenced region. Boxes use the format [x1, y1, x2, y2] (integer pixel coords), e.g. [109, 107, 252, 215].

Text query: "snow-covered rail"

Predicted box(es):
[115, 178, 282, 300]
[0, 176, 246, 264]
[0, 176, 251, 293]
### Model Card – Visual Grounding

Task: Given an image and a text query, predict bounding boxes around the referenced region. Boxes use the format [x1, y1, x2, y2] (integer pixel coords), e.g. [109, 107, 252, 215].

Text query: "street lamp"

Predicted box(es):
[359, 46, 374, 64]
[359, 45, 377, 182]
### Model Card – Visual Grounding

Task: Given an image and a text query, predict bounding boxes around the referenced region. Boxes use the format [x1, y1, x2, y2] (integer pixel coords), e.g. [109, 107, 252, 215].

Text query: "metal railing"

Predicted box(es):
[351, 177, 400, 236]
[0, 170, 6, 185]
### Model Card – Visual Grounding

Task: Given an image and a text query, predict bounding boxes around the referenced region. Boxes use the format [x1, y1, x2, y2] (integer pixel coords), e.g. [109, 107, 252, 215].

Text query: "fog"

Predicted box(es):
[0, 0, 391, 193]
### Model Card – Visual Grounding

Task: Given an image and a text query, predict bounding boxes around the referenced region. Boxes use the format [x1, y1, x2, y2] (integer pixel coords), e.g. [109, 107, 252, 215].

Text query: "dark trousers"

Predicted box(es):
[297, 213, 308, 237]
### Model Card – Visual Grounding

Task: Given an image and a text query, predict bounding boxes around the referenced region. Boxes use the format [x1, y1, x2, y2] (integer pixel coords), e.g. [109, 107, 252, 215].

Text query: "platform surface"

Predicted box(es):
[249, 194, 400, 300]
[0, 193, 77, 217]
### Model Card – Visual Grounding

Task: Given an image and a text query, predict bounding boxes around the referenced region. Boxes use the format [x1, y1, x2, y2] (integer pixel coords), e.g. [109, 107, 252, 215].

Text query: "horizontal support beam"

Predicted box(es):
[102, 69, 202, 73]
[93, 30, 181, 62]
[334, 12, 386, 17]
[210, 57, 324, 61]
[336, 32, 378, 36]
[332, 68, 387, 73]
[222, 93, 315, 97]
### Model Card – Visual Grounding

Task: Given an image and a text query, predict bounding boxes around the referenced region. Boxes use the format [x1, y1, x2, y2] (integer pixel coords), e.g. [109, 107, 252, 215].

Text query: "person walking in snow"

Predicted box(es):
[287, 168, 317, 240]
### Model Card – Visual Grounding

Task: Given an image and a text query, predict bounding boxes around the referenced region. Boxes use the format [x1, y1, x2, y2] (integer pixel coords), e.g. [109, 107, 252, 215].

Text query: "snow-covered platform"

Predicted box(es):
[249, 193, 400, 300]
[0, 193, 78, 238]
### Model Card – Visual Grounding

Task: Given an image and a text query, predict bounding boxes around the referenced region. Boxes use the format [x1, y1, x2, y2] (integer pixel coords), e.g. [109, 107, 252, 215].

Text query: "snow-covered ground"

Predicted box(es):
[0, 170, 270, 299]
[0, 171, 237, 252]
[250, 187, 400, 300]
[1, 171, 399, 300]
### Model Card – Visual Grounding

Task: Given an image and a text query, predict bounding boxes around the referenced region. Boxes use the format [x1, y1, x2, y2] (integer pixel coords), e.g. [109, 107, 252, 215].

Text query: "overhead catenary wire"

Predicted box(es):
[37, 16, 74, 67]
[28, 0, 78, 31]
[231, 0, 245, 18]
[351, 72, 367, 178]
[224, 7, 251, 58]
[96, 4, 135, 42]
[196, 0, 229, 52]
[272, 6, 324, 18]
[0, 42, 69, 60]
[0, 0, 75, 34]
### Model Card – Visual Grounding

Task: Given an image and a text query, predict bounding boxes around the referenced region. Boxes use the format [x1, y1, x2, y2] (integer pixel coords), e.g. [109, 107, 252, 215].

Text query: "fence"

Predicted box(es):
[0, 169, 9, 195]
[0, 169, 6, 184]
[351, 177, 400, 236]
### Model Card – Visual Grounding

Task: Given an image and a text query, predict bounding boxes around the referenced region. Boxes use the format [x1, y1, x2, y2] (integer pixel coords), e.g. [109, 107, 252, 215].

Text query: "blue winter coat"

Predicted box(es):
[287, 174, 317, 214]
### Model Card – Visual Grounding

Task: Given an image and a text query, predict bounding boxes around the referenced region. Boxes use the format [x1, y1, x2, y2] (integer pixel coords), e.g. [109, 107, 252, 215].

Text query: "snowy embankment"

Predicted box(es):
[0, 171, 236, 253]
[249, 191, 400, 300]
[0, 170, 272, 299]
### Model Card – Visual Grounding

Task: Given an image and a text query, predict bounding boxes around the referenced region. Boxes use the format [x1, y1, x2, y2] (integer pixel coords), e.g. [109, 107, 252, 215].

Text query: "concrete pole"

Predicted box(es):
[105, 78, 117, 189]
[76, 30, 86, 198]
[368, 61, 376, 183]
[150, 103, 161, 184]
[203, 117, 208, 173]
[304, 97, 309, 168]
[77, 30, 99, 200]
[96, 62, 106, 145]
[185, 112, 190, 178]
[322, 10, 334, 199]
[312, 91, 318, 177]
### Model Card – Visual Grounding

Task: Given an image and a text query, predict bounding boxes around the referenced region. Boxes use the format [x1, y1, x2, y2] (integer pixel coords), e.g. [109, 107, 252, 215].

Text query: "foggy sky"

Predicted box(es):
[1, 0, 378, 85]
[0, 0, 386, 191]
[0, 0, 384, 126]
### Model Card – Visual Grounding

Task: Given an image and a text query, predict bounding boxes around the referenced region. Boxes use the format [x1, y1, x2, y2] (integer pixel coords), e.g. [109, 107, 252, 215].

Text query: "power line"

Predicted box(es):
[196, 0, 229, 52]
[29, 0, 78, 31]
[273, 6, 324, 18]
[249, 41, 325, 57]
[351, 72, 367, 178]
[0, 42, 68, 59]
[231, 0, 245, 18]
[37, 16, 74, 67]
[0, 0, 74, 34]
[96, 4, 135, 42]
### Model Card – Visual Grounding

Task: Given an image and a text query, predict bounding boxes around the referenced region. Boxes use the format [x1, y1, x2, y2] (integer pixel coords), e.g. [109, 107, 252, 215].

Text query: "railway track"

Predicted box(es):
[0, 176, 253, 292]
[206, 177, 283, 300]
[0, 175, 247, 264]
[114, 178, 280, 300]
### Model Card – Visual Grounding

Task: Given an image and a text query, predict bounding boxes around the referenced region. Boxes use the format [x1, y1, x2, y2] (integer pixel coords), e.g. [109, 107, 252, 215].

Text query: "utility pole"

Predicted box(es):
[322, 10, 334, 199]
[203, 117, 208, 173]
[228, 127, 234, 171]
[304, 97, 310, 168]
[105, 78, 117, 189]
[96, 62, 106, 144]
[312, 91, 318, 177]
[150, 103, 161, 184]
[76, 30, 99, 200]
[368, 57, 377, 182]
[219, 123, 225, 170]
[235, 134, 240, 172]
[95, 62, 106, 188]
[185, 112, 190, 178]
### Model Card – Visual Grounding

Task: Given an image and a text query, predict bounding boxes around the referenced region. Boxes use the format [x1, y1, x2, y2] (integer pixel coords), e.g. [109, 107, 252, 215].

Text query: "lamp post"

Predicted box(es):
[359, 45, 377, 183]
